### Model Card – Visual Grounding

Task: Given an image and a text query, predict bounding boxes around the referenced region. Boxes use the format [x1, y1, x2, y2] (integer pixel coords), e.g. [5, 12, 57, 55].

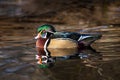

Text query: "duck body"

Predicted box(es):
[50, 31, 102, 48]
[35, 24, 102, 49]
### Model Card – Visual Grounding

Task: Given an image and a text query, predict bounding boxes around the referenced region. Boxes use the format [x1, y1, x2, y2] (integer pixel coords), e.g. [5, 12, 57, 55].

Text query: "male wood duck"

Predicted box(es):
[35, 24, 102, 68]
[35, 24, 102, 50]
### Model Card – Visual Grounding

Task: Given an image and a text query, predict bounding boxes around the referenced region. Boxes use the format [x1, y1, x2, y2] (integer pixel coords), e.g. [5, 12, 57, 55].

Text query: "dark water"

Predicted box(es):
[0, 22, 120, 80]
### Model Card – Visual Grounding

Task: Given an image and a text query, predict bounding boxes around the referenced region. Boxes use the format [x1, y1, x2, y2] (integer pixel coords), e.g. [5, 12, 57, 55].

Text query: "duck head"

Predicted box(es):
[35, 24, 56, 49]
[35, 24, 56, 39]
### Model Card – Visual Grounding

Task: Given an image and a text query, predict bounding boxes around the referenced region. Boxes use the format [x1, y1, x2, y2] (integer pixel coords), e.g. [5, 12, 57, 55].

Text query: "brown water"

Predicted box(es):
[0, 21, 120, 80]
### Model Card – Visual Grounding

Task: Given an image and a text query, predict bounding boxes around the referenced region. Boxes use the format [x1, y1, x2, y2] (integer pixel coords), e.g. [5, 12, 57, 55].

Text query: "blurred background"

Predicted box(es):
[0, 0, 120, 25]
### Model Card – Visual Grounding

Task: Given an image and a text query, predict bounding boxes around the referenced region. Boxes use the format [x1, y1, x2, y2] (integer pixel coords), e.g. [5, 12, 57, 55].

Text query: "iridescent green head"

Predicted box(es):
[37, 24, 55, 33]
[37, 24, 56, 38]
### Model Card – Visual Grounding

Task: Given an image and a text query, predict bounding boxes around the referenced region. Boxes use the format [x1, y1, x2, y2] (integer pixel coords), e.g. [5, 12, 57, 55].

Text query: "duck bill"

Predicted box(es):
[35, 32, 48, 39]
[34, 33, 41, 39]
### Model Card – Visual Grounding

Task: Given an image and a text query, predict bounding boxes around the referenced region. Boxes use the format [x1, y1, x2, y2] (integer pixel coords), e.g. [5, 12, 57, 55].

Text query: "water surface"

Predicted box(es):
[0, 21, 120, 80]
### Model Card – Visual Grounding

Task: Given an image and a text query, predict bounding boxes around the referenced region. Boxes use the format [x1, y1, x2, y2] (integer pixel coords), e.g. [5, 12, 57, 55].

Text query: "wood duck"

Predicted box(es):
[35, 24, 102, 50]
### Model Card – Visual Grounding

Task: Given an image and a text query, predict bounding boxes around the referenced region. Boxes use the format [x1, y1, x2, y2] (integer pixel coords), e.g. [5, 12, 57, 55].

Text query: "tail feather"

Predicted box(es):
[78, 33, 102, 46]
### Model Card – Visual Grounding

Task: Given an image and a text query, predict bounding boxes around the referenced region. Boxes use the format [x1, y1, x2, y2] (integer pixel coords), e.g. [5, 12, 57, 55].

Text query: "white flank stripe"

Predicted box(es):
[78, 35, 82, 41]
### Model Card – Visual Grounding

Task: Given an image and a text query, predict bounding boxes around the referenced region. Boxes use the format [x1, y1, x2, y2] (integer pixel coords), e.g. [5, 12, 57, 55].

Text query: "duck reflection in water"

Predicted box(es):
[35, 47, 102, 68]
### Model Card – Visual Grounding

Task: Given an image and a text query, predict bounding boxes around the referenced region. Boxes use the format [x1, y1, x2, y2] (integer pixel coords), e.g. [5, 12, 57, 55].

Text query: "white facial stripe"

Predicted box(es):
[46, 30, 54, 33]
